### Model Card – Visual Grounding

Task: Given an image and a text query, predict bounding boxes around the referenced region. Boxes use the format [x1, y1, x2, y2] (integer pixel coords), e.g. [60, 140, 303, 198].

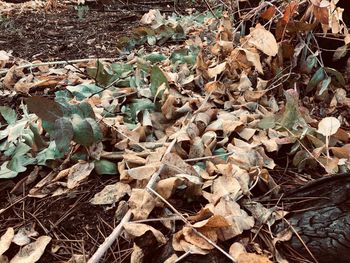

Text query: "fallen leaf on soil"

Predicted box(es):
[128, 189, 156, 220]
[0, 228, 14, 256]
[123, 223, 166, 244]
[90, 182, 131, 205]
[10, 236, 51, 263]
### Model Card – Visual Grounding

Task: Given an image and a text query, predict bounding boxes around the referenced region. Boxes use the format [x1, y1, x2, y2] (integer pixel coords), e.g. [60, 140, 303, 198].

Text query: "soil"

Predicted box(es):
[0, 0, 205, 61]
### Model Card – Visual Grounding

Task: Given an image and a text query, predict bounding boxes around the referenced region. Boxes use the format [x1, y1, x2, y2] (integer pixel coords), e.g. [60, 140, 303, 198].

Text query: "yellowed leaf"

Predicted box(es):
[0, 228, 14, 256]
[248, 24, 278, 56]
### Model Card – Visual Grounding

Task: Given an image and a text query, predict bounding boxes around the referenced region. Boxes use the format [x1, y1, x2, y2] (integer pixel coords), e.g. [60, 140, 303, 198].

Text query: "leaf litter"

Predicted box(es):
[0, 0, 350, 262]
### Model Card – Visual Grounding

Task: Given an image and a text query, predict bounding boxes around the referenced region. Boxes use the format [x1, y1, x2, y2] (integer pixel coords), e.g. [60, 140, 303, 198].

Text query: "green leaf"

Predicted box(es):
[0, 161, 18, 179]
[67, 84, 103, 100]
[7, 155, 35, 173]
[71, 114, 95, 146]
[111, 63, 133, 78]
[94, 159, 118, 175]
[78, 101, 96, 119]
[318, 76, 331, 96]
[150, 65, 168, 98]
[306, 67, 325, 93]
[213, 148, 229, 161]
[324, 67, 346, 86]
[0, 106, 17, 124]
[86, 60, 115, 87]
[85, 118, 103, 142]
[7, 119, 28, 143]
[123, 98, 156, 122]
[26, 96, 63, 123]
[258, 115, 276, 129]
[11, 142, 31, 158]
[36, 141, 64, 165]
[54, 117, 74, 153]
[144, 52, 167, 63]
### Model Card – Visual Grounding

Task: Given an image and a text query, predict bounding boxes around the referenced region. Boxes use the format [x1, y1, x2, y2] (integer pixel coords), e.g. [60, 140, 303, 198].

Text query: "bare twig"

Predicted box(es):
[87, 210, 132, 263]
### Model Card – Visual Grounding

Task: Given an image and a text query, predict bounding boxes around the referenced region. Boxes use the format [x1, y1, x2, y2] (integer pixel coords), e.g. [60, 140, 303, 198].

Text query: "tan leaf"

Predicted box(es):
[10, 236, 51, 263]
[66, 161, 94, 189]
[238, 253, 272, 263]
[124, 223, 166, 244]
[130, 244, 144, 263]
[317, 117, 340, 136]
[229, 242, 246, 260]
[156, 177, 183, 199]
[239, 48, 263, 73]
[182, 226, 216, 250]
[207, 62, 227, 79]
[90, 182, 131, 205]
[212, 174, 241, 202]
[192, 215, 230, 228]
[0, 228, 14, 256]
[128, 189, 155, 220]
[248, 24, 278, 56]
[127, 164, 159, 180]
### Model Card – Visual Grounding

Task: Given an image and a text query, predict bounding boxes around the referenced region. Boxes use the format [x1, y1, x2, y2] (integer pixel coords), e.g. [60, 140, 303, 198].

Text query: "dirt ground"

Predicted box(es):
[0, 0, 204, 61]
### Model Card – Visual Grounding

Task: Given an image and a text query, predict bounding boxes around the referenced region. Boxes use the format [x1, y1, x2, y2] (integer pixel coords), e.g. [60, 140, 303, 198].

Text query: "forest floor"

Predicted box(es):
[1, 0, 350, 263]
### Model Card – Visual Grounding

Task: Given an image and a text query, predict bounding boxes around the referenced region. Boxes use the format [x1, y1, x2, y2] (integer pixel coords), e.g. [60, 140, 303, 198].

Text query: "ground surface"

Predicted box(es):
[1, 1, 350, 262]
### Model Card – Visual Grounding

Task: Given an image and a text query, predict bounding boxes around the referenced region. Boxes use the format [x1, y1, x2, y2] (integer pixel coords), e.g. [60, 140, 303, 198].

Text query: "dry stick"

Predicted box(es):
[87, 210, 132, 263]
[0, 58, 120, 76]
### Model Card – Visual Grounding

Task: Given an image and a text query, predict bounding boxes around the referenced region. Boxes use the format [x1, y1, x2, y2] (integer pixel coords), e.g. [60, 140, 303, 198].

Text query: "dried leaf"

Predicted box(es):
[0, 228, 14, 256]
[317, 117, 340, 136]
[248, 24, 278, 56]
[90, 182, 131, 205]
[124, 223, 166, 244]
[10, 236, 51, 263]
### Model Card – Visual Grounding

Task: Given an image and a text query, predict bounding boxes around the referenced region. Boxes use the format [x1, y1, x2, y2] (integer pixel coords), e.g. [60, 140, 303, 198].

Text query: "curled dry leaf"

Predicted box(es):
[130, 244, 144, 263]
[123, 223, 166, 245]
[247, 24, 278, 57]
[237, 253, 272, 263]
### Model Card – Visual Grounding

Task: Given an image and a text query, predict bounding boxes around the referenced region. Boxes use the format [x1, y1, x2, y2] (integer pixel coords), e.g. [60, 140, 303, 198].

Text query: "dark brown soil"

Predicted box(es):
[0, 0, 205, 61]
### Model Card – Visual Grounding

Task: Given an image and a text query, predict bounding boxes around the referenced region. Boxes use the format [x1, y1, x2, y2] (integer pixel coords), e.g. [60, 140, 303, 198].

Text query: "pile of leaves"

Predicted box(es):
[1, 0, 350, 262]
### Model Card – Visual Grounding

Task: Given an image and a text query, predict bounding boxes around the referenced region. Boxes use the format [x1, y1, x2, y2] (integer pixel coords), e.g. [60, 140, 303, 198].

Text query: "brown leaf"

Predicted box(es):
[128, 189, 155, 220]
[10, 236, 51, 263]
[261, 6, 276, 20]
[90, 182, 131, 205]
[124, 223, 166, 244]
